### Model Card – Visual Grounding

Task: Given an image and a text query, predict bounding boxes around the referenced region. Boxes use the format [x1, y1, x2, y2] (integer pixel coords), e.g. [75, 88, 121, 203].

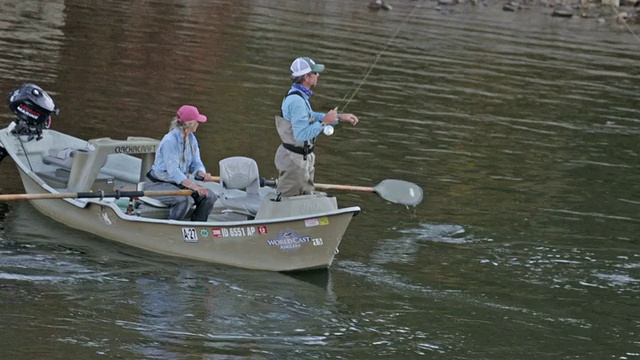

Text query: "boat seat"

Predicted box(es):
[41, 147, 114, 191]
[136, 182, 169, 208]
[36, 168, 71, 189]
[218, 156, 263, 218]
[134, 182, 199, 220]
[36, 167, 114, 192]
[42, 148, 76, 168]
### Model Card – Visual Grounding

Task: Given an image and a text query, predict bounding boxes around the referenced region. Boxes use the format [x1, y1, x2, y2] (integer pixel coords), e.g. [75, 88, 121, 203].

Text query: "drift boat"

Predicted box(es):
[0, 121, 365, 271]
[0, 84, 422, 272]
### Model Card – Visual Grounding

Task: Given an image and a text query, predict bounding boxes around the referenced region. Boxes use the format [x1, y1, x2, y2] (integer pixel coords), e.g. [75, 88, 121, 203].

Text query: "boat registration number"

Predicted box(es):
[211, 226, 268, 238]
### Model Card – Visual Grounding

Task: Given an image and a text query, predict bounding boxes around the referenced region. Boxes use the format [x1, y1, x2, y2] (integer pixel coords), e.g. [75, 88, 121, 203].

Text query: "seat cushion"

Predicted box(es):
[137, 182, 169, 208]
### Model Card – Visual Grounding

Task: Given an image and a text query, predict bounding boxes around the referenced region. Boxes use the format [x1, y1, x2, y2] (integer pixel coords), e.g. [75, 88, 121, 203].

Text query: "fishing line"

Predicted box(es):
[340, 2, 422, 113]
[621, 16, 640, 43]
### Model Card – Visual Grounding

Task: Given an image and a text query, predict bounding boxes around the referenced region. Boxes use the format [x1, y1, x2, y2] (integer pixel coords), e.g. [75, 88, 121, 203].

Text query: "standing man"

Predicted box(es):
[274, 56, 359, 197]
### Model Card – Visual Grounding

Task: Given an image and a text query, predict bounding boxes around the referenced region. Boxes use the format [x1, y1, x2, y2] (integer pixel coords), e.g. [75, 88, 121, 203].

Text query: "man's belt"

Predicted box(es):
[282, 143, 314, 158]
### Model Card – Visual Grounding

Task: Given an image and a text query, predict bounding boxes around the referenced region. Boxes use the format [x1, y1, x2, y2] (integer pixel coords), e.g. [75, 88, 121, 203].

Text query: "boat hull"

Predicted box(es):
[1, 125, 360, 272]
[17, 168, 357, 271]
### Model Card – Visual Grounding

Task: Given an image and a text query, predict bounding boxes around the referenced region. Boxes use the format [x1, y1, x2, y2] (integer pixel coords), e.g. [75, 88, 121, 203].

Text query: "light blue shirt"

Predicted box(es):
[281, 87, 338, 142]
[151, 128, 206, 184]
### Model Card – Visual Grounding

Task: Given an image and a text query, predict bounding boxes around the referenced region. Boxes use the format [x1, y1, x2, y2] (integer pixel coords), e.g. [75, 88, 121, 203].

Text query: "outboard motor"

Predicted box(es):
[8, 83, 59, 141]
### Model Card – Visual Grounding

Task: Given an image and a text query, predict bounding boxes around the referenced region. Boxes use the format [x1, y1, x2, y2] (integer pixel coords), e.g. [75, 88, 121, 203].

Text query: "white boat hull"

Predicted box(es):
[1, 125, 360, 272]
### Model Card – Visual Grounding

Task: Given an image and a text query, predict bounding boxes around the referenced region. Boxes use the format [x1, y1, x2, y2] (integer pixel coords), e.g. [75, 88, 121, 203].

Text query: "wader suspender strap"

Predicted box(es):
[280, 90, 305, 117]
[281, 90, 314, 160]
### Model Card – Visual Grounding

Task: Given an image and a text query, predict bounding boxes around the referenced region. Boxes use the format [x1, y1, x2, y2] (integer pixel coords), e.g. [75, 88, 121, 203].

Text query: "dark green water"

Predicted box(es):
[0, 0, 638, 358]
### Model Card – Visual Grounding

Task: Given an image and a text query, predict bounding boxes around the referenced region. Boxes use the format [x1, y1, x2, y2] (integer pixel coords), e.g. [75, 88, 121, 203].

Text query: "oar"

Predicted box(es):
[315, 179, 423, 206]
[0, 189, 195, 201]
[203, 175, 423, 206]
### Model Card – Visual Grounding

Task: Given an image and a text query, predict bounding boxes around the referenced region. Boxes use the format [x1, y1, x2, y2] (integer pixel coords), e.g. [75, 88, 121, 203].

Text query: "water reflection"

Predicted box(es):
[1, 203, 344, 358]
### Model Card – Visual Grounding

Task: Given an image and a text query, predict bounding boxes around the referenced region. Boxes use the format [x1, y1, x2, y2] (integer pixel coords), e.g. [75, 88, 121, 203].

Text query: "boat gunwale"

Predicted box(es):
[89, 199, 362, 226]
[13, 167, 362, 227]
[1, 128, 362, 228]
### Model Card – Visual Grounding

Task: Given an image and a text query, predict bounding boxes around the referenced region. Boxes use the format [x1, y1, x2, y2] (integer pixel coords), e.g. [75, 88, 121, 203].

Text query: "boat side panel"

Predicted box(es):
[18, 168, 356, 271]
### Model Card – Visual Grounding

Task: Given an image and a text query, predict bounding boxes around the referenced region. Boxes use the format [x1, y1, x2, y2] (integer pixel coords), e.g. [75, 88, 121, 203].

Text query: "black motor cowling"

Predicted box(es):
[8, 83, 59, 141]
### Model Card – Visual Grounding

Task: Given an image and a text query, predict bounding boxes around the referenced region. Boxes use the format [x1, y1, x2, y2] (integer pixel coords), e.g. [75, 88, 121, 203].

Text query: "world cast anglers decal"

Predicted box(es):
[267, 230, 324, 251]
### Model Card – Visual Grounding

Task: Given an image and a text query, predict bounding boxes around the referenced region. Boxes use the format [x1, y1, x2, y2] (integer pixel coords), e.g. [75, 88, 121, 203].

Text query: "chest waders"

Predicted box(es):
[277, 91, 316, 160]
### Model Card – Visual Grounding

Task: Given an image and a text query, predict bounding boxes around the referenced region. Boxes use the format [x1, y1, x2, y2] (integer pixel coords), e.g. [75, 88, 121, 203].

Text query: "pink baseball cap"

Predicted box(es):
[176, 105, 207, 123]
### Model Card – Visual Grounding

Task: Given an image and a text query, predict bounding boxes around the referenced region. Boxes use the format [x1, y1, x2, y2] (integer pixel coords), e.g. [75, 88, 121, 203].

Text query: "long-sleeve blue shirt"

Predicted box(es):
[281, 87, 337, 142]
[151, 128, 206, 184]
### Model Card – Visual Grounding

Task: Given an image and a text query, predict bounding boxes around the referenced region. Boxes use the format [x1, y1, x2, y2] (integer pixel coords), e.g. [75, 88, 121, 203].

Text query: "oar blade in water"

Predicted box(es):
[373, 179, 423, 206]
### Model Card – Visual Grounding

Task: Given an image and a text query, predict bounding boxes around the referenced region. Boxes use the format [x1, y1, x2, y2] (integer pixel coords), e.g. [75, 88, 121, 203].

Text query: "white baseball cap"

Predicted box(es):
[290, 57, 325, 77]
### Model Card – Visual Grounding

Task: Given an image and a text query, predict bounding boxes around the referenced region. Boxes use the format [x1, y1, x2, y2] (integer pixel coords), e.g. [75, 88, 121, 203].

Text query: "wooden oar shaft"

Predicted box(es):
[315, 183, 375, 192]
[205, 175, 421, 205]
[0, 189, 194, 201]
[208, 175, 374, 193]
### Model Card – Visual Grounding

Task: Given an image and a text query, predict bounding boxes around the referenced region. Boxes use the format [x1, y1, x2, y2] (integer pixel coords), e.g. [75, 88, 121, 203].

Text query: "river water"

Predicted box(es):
[0, 0, 638, 358]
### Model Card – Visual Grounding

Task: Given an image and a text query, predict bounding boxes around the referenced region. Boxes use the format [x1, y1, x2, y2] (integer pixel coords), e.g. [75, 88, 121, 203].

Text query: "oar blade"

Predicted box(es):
[373, 179, 423, 206]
